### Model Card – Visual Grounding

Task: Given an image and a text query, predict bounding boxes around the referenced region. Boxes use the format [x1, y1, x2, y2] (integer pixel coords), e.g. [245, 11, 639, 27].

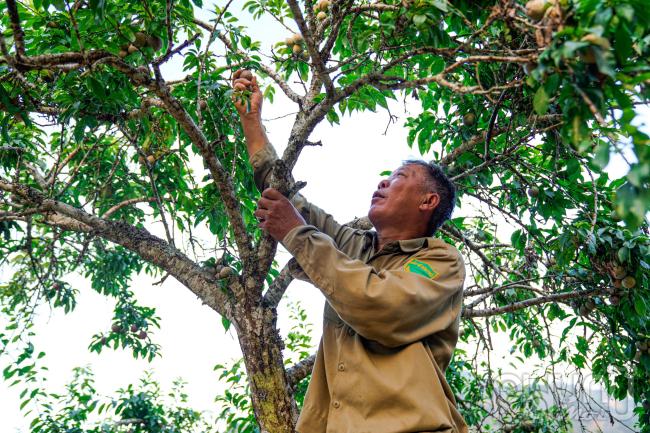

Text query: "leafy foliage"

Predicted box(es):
[25, 368, 214, 433]
[447, 355, 573, 432]
[5, 303, 569, 433]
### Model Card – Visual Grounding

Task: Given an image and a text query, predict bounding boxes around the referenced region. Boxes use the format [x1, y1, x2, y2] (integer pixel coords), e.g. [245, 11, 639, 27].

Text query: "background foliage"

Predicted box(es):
[3, 304, 575, 432]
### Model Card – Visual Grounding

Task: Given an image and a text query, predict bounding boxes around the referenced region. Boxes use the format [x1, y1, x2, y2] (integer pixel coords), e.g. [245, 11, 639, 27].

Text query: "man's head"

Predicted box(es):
[368, 161, 456, 237]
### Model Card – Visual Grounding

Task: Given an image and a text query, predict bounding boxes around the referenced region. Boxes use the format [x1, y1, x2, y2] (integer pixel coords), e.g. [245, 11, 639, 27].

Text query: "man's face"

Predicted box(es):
[368, 163, 433, 230]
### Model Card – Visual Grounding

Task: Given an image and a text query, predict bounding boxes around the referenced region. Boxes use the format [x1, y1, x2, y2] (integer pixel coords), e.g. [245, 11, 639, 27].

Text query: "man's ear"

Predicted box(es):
[419, 192, 440, 212]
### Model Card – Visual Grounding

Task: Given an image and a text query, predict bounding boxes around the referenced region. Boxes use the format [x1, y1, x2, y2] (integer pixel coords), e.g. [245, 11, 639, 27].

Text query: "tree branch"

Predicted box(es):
[5, 50, 113, 69]
[263, 264, 294, 308]
[370, 74, 525, 95]
[440, 225, 505, 277]
[575, 85, 607, 127]
[6, 0, 26, 57]
[352, 3, 400, 12]
[3, 47, 254, 278]
[440, 127, 506, 166]
[331, 56, 528, 112]
[0, 146, 25, 153]
[0, 179, 233, 318]
[103, 197, 157, 219]
[152, 87, 253, 263]
[462, 288, 601, 318]
[153, 32, 200, 65]
[286, 354, 316, 388]
[286, 0, 335, 98]
[343, 216, 373, 230]
[43, 212, 93, 232]
[114, 418, 145, 427]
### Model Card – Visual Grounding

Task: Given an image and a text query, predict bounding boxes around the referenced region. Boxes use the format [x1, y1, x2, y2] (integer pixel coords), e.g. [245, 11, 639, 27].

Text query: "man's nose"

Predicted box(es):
[377, 178, 390, 190]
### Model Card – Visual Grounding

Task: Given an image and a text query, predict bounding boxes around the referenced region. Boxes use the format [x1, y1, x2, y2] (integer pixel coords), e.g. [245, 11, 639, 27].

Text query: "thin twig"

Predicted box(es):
[103, 197, 157, 219]
[154, 33, 200, 65]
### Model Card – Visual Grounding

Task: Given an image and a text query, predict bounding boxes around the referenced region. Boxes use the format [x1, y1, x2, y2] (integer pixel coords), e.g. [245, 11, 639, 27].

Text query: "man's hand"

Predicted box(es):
[232, 69, 267, 158]
[232, 69, 263, 122]
[255, 188, 306, 242]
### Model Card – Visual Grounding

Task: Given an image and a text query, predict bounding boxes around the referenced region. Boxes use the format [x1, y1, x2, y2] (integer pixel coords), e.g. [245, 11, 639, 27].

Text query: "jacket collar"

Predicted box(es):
[367, 231, 430, 255]
[397, 237, 428, 253]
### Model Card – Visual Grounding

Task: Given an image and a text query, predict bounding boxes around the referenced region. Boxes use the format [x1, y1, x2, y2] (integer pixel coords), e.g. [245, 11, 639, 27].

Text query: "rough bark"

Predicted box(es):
[235, 305, 299, 433]
[286, 354, 316, 389]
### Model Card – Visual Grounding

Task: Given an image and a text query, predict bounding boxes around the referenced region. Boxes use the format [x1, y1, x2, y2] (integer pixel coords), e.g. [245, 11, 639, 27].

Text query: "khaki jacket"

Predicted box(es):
[251, 145, 468, 433]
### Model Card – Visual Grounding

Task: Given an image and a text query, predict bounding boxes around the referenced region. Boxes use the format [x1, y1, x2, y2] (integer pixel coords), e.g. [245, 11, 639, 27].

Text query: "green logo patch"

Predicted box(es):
[404, 259, 438, 280]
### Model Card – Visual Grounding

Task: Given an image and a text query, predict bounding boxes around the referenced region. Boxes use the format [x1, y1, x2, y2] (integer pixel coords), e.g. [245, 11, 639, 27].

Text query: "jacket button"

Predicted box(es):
[337, 363, 345, 371]
[332, 401, 340, 409]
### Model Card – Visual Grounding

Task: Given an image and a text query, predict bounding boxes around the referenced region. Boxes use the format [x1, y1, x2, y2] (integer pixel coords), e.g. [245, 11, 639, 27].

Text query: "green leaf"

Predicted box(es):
[429, 56, 445, 75]
[592, 142, 609, 168]
[615, 4, 635, 22]
[88, 0, 106, 22]
[121, 27, 135, 43]
[634, 294, 647, 316]
[20, 398, 30, 410]
[432, 0, 448, 12]
[413, 15, 427, 26]
[222, 316, 231, 332]
[86, 77, 106, 98]
[533, 87, 549, 115]
[614, 23, 633, 64]
[544, 74, 560, 95]
[617, 246, 629, 263]
[576, 336, 589, 355]
[510, 229, 527, 251]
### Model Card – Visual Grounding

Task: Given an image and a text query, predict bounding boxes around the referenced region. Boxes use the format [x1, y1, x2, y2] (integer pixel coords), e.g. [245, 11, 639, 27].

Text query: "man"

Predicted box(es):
[232, 70, 468, 433]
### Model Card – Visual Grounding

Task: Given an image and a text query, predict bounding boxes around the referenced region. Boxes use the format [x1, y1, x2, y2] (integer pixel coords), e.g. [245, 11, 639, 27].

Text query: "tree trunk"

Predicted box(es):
[236, 305, 298, 433]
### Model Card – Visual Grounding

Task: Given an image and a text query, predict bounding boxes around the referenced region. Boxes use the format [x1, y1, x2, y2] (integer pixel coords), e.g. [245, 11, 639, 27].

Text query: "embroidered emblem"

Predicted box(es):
[404, 258, 438, 279]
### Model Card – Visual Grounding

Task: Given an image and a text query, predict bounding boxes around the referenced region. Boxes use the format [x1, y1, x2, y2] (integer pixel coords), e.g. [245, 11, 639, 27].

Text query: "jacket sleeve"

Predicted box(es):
[249, 144, 360, 249]
[281, 225, 465, 348]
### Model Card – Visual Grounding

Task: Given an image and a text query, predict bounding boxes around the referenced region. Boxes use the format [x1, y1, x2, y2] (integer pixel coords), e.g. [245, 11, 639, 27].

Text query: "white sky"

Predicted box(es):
[1, 2, 648, 431]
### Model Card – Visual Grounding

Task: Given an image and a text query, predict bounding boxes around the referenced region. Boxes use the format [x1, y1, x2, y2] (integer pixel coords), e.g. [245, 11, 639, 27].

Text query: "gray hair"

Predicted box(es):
[403, 160, 457, 235]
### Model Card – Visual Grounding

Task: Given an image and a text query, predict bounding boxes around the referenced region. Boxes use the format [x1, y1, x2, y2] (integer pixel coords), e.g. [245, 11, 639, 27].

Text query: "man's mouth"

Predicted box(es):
[371, 192, 385, 201]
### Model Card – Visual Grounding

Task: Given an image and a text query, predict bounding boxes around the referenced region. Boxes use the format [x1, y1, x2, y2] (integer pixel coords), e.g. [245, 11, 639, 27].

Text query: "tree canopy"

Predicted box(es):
[0, 0, 649, 432]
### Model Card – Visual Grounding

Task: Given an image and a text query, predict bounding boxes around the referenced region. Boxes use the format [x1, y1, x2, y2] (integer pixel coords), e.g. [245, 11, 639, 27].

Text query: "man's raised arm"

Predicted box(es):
[232, 71, 361, 249]
[232, 70, 268, 165]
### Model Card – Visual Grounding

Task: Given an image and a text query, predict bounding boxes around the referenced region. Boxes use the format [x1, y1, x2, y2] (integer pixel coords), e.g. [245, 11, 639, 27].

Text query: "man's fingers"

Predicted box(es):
[233, 69, 242, 80]
[250, 76, 260, 93]
[232, 76, 260, 96]
[255, 187, 305, 241]
[233, 78, 252, 87]
[256, 197, 272, 210]
[261, 188, 283, 200]
[233, 82, 248, 92]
